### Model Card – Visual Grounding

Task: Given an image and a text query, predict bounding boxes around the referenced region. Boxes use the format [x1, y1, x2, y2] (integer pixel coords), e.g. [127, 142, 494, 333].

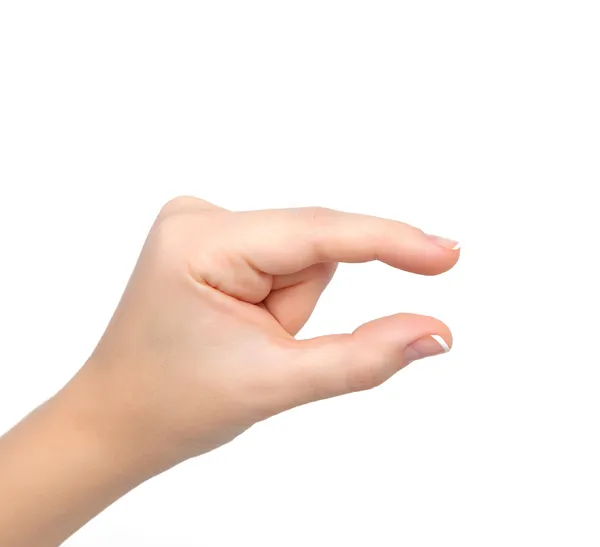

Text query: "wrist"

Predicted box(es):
[58, 360, 180, 479]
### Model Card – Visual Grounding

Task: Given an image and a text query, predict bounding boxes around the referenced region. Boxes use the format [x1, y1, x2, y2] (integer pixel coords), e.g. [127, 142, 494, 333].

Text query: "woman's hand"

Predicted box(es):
[76, 197, 459, 466]
[0, 197, 459, 546]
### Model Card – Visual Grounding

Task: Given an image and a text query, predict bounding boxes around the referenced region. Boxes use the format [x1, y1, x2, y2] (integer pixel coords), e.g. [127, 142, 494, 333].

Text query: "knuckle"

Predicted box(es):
[303, 206, 332, 220]
[158, 195, 201, 219]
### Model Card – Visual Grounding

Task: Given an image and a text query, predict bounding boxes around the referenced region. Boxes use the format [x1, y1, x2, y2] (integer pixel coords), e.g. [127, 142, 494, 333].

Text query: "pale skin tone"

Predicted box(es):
[0, 197, 459, 546]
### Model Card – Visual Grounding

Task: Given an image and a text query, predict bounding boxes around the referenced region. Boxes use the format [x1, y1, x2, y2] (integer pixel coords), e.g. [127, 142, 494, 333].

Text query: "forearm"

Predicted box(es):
[0, 374, 163, 547]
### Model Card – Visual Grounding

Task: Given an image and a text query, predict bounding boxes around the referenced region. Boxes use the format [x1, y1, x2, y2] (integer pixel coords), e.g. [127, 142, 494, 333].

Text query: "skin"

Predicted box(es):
[0, 197, 459, 546]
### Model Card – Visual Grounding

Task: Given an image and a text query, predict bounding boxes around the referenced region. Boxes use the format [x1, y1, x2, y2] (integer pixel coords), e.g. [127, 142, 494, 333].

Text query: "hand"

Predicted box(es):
[0, 197, 460, 546]
[69, 197, 459, 468]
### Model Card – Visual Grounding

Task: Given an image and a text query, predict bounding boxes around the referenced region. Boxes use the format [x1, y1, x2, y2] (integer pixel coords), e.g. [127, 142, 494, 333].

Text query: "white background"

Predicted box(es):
[1, 1, 599, 545]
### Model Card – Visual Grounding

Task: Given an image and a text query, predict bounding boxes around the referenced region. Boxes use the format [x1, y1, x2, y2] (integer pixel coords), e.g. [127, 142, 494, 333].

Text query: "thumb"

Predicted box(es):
[277, 314, 452, 410]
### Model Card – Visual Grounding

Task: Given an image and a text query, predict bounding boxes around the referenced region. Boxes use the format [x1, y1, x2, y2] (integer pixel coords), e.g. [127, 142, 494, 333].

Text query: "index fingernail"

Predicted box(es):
[427, 234, 460, 250]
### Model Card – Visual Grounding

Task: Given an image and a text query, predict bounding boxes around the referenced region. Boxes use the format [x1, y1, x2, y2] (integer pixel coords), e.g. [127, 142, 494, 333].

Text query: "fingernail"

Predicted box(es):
[427, 234, 460, 251]
[403, 335, 451, 366]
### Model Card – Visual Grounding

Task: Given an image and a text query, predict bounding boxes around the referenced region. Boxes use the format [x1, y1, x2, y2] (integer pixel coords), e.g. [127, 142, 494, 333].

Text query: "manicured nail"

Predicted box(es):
[427, 234, 460, 251]
[403, 335, 451, 366]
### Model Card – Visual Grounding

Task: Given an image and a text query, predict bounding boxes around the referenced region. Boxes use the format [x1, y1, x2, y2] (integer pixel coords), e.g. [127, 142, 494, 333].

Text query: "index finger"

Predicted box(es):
[229, 207, 460, 276]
